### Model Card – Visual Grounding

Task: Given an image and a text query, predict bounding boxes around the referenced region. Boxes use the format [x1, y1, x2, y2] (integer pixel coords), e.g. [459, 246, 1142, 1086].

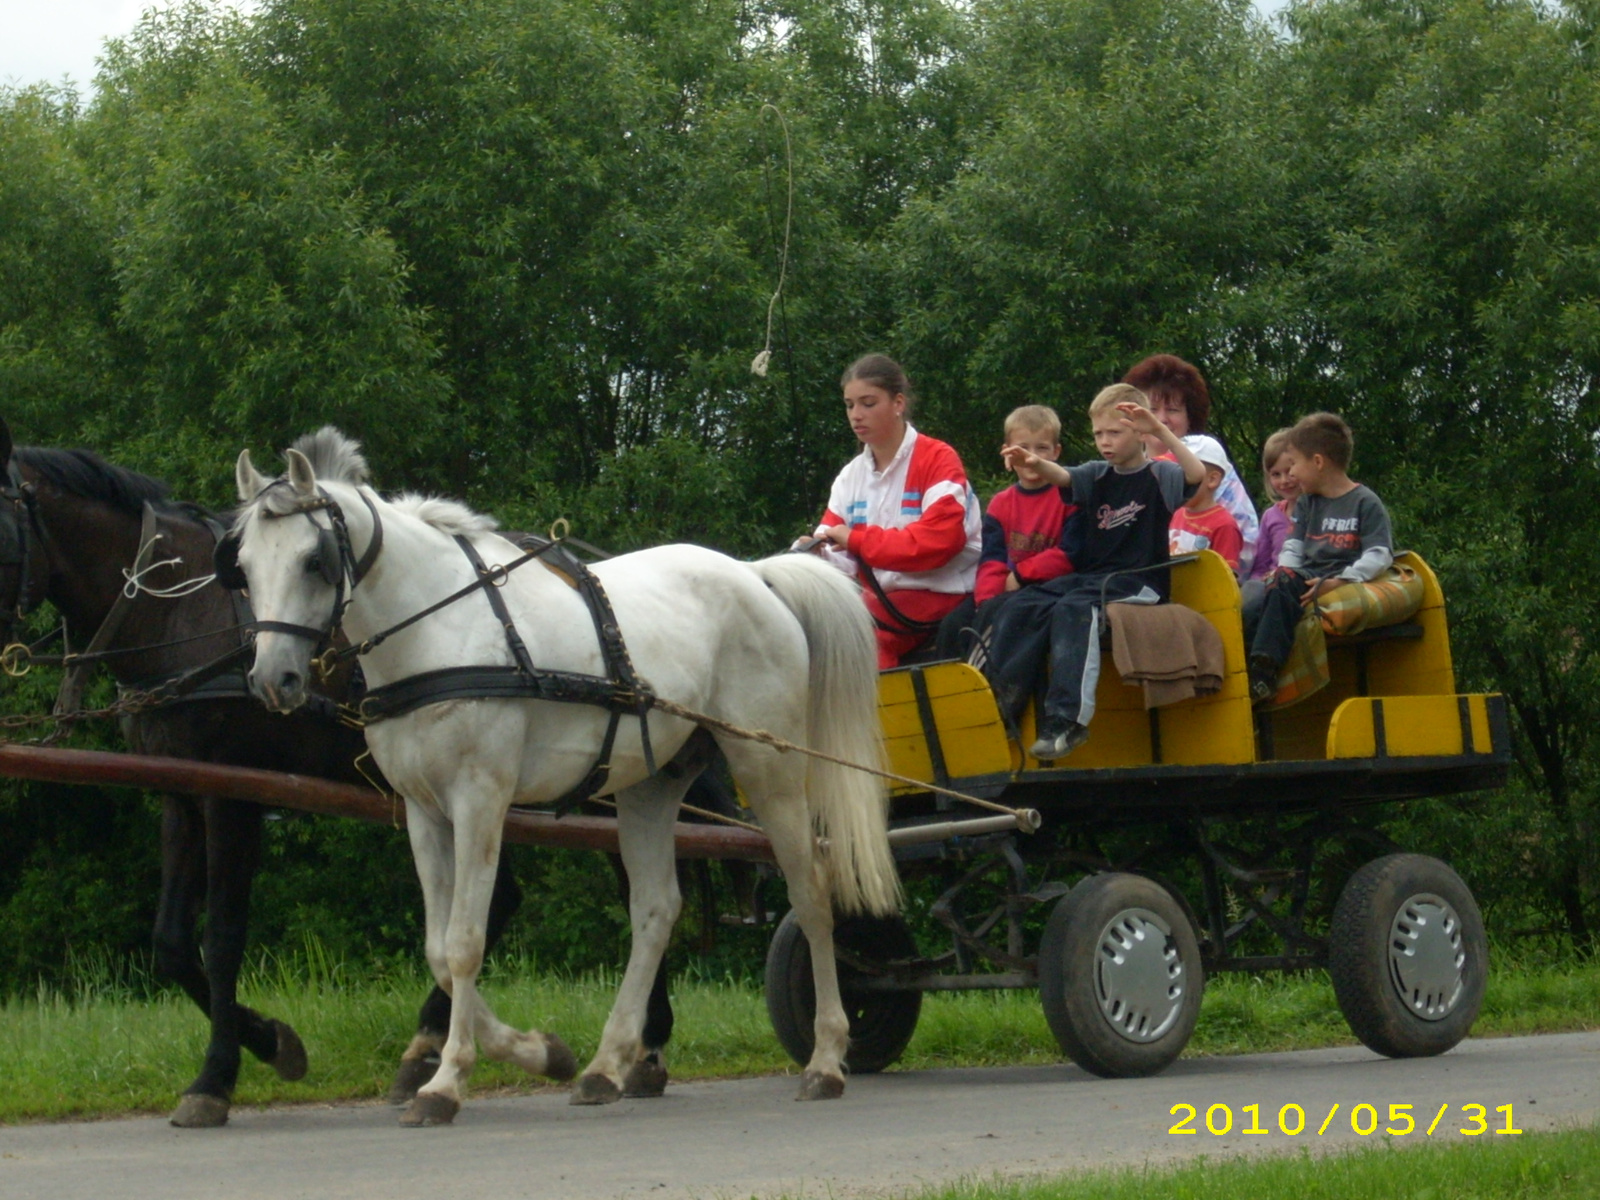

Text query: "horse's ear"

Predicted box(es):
[0, 417, 12, 465]
[236, 449, 267, 502]
[285, 447, 318, 497]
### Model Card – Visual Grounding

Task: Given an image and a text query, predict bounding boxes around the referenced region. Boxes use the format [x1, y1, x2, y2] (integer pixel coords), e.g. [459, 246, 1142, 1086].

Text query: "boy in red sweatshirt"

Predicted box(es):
[941, 407, 1084, 667]
[976, 406, 1083, 603]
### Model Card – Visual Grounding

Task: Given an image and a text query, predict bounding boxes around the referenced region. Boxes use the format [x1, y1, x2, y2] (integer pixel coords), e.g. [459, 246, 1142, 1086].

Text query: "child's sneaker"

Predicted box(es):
[1030, 720, 1090, 762]
[1248, 655, 1278, 707]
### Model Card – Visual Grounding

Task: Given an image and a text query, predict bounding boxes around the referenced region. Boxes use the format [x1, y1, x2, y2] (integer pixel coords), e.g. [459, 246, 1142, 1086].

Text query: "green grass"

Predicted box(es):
[870, 1124, 1600, 1199]
[2, 950, 1596, 1124]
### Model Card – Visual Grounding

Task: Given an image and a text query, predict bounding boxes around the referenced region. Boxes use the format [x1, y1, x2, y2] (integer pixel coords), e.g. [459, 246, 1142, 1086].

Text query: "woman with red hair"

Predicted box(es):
[1122, 355, 1260, 577]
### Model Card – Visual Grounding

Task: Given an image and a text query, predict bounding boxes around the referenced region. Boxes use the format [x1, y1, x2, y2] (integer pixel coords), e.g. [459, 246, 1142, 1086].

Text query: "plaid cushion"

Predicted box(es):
[1315, 565, 1425, 636]
[1269, 609, 1329, 709]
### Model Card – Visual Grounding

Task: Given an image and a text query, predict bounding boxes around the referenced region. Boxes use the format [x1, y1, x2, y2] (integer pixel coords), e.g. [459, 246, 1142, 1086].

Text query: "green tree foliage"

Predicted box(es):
[1, 0, 1599, 989]
[0, 89, 117, 444]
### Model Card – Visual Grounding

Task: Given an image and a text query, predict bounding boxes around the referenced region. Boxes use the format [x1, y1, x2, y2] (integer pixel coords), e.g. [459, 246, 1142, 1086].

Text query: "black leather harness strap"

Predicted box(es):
[231, 481, 661, 810]
[454, 534, 538, 678]
[53, 501, 164, 716]
[249, 487, 385, 649]
[352, 535, 657, 810]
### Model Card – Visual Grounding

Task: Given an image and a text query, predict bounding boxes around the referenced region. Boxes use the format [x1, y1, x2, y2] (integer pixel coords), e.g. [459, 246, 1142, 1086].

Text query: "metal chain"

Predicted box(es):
[0, 683, 177, 732]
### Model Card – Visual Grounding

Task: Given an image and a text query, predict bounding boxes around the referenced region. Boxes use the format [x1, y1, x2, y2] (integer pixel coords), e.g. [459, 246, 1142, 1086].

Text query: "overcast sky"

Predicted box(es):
[2, 0, 1295, 95]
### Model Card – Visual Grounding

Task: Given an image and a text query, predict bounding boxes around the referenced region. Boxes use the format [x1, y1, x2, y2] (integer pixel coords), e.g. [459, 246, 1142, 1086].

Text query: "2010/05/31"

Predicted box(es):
[1169, 1103, 1523, 1137]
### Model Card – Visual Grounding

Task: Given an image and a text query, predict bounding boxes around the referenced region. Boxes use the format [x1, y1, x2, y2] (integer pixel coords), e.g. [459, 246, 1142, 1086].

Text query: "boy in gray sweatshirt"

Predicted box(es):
[1245, 412, 1393, 705]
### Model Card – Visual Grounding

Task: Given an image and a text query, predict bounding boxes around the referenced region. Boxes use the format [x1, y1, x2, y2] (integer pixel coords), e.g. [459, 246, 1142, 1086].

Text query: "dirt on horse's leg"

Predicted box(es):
[605, 850, 675, 1098]
[390, 844, 525, 1104]
[398, 803, 465, 1127]
[402, 798, 555, 1126]
[732, 751, 849, 1100]
[467, 837, 575, 1087]
[574, 778, 688, 1105]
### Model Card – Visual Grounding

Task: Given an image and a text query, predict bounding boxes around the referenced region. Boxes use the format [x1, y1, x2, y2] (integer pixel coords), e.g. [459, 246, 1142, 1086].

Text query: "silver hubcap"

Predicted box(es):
[1093, 907, 1187, 1043]
[1388, 893, 1465, 1021]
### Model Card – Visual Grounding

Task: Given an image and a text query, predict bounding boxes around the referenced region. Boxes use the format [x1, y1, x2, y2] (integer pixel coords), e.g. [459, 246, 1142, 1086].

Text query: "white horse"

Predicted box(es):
[229, 430, 900, 1125]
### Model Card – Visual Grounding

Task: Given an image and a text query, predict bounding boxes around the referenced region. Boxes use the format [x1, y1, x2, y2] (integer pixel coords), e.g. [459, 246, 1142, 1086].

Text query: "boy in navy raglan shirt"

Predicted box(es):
[1245, 412, 1394, 705]
[982, 385, 1203, 761]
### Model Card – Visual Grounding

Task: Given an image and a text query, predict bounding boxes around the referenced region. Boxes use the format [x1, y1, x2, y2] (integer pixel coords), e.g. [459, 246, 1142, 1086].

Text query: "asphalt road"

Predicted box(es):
[3, 1032, 1596, 1200]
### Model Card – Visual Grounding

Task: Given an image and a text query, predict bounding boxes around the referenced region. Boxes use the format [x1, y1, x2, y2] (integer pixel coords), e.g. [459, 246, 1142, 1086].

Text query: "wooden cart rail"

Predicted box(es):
[0, 742, 779, 862]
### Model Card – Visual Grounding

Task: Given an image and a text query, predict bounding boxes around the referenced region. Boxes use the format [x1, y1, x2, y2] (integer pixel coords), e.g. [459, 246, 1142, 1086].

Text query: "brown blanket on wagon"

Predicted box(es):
[1107, 603, 1225, 709]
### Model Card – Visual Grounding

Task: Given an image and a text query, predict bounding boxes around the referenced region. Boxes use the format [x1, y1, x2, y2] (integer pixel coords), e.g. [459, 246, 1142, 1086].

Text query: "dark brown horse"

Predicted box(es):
[0, 421, 679, 1126]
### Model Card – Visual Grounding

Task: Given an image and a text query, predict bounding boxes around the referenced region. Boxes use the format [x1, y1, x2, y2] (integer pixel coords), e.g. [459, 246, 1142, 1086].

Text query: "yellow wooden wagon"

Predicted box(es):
[765, 550, 1511, 1079]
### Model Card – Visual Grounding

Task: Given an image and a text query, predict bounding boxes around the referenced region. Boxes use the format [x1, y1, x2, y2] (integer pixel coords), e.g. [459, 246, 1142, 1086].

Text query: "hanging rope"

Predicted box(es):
[751, 103, 794, 379]
[121, 534, 217, 600]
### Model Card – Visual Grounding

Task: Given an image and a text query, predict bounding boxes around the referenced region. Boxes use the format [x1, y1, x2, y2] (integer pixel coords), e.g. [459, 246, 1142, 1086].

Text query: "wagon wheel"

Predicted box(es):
[1328, 853, 1486, 1058]
[764, 910, 922, 1074]
[1037, 872, 1204, 1078]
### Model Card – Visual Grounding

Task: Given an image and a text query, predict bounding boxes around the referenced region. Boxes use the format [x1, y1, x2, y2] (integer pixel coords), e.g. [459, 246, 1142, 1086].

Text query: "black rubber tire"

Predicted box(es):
[764, 910, 922, 1074]
[1037, 873, 1204, 1079]
[1328, 853, 1486, 1058]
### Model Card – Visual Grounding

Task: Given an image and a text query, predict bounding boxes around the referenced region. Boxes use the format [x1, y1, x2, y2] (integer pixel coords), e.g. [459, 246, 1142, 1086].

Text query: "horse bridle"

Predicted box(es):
[213, 482, 384, 673]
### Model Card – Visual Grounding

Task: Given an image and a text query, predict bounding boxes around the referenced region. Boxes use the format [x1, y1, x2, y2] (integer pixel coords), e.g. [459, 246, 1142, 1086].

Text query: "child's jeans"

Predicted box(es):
[1246, 568, 1324, 669]
[983, 572, 1161, 731]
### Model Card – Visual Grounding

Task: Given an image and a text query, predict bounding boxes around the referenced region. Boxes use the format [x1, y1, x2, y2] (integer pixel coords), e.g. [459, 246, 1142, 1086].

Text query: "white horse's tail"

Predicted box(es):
[748, 554, 901, 917]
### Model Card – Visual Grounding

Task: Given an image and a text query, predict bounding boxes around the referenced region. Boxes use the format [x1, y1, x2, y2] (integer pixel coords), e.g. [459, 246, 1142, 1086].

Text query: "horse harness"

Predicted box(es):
[21, 497, 340, 722]
[0, 460, 43, 628]
[0, 465, 241, 710]
[215, 483, 658, 808]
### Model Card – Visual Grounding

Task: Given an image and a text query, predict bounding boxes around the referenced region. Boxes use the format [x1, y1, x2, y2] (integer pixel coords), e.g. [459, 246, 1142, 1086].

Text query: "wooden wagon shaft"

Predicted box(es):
[0, 743, 778, 862]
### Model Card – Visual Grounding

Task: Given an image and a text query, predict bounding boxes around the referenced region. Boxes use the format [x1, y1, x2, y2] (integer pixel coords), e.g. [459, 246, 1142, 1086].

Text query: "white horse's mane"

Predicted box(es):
[247, 428, 496, 536]
[290, 426, 370, 485]
[388, 492, 499, 536]
[249, 426, 372, 522]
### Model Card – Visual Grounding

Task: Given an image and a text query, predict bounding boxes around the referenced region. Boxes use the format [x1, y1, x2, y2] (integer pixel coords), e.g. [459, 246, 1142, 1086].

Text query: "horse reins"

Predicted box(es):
[791, 536, 943, 637]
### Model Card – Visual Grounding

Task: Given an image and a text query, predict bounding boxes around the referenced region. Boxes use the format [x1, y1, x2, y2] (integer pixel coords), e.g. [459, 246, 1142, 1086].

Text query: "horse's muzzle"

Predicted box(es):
[249, 665, 308, 714]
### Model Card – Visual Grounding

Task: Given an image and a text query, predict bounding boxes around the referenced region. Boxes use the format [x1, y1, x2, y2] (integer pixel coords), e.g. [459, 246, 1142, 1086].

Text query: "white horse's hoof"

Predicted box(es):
[400, 1091, 460, 1127]
[268, 1019, 308, 1082]
[622, 1053, 668, 1098]
[797, 1070, 845, 1101]
[387, 1053, 440, 1104]
[543, 1034, 578, 1081]
[170, 1093, 230, 1127]
[570, 1073, 623, 1105]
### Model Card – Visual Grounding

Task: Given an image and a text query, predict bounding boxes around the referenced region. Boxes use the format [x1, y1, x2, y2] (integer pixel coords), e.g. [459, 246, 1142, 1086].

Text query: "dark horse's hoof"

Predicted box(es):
[268, 1019, 308, 1082]
[543, 1034, 578, 1082]
[387, 1053, 441, 1105]
[796, 1070, 845, 1101]
[569, 1073, 623, 1106]
[399, 1091, 460, 1127]
[622, 1053, 668, 1098]
[170, 1093, 231, 1128]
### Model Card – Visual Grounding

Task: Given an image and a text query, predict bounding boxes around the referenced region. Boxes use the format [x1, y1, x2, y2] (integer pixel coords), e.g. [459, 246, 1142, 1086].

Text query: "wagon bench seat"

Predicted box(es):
[876, 549, 1508, 801]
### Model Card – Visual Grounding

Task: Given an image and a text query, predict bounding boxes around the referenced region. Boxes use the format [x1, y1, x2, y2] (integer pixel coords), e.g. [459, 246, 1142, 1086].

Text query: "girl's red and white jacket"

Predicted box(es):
[813, 425, 981, 593]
